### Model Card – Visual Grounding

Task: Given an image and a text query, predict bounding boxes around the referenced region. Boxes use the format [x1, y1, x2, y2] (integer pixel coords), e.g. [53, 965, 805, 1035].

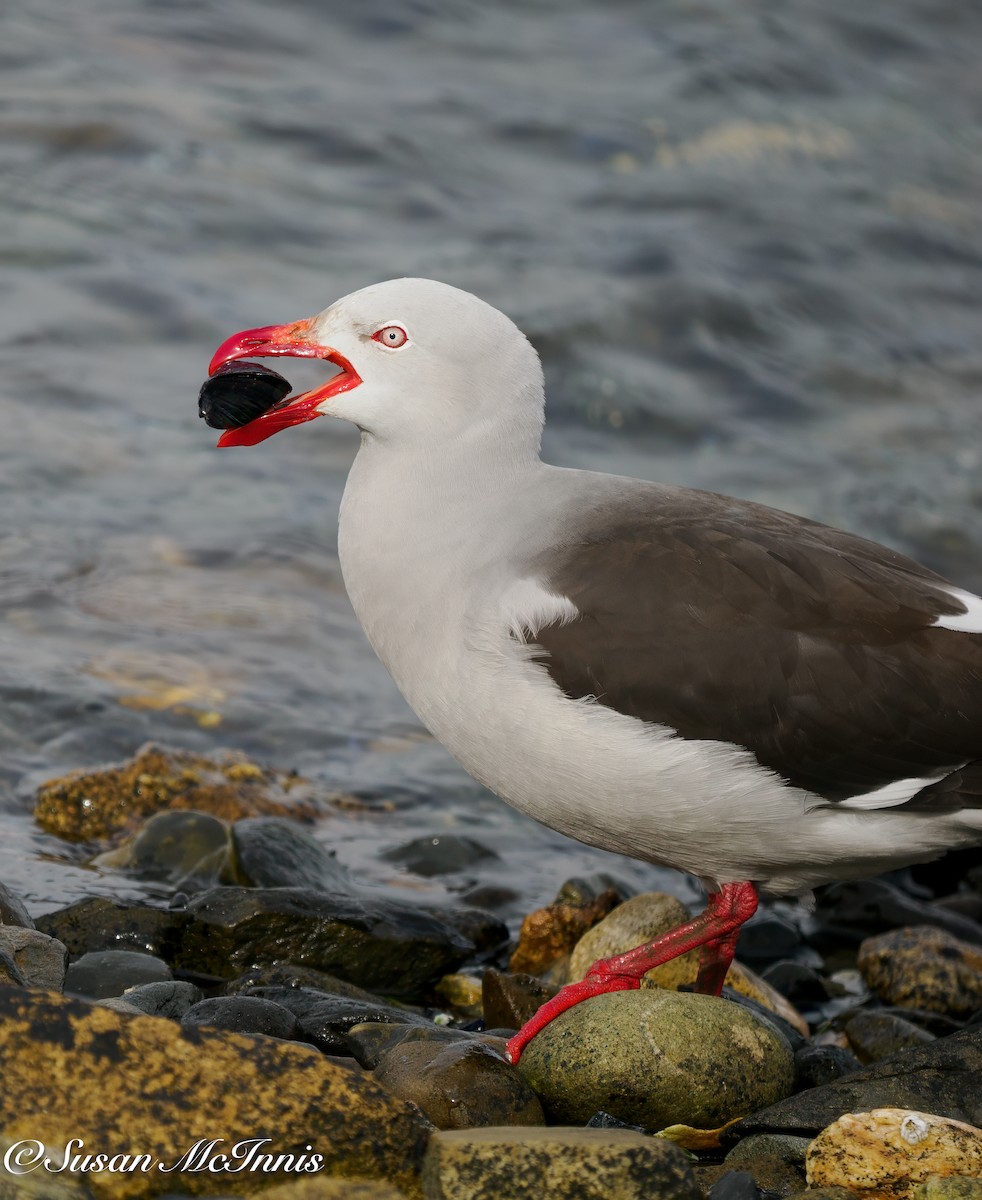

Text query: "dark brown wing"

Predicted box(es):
[525, 489, 982, 802]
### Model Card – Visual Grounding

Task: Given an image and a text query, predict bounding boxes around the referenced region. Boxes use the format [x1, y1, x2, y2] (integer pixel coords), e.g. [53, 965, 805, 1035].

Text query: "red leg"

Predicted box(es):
[505, 881, 758, 1064]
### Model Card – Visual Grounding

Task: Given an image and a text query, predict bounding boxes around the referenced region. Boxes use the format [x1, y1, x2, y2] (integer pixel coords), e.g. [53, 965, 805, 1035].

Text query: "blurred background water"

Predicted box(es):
[1, 0, 980, 918]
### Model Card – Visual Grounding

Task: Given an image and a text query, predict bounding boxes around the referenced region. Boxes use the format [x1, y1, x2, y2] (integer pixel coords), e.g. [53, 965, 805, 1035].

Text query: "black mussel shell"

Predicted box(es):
[198, 361, 293, 430]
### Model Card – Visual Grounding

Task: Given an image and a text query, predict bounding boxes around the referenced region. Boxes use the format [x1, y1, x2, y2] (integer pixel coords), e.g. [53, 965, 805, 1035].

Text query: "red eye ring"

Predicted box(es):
[372, 324, 409, 349]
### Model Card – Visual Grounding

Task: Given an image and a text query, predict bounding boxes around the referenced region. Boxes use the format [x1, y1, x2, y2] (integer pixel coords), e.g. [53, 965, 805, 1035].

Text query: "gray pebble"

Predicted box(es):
[64, 949, 172, 999]
[181, 995, 302, 1040]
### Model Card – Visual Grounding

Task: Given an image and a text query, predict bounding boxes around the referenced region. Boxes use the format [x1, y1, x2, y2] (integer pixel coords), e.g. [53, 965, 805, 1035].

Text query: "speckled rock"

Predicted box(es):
[181, 995, 303, 1040]
[260, 1179, 411, 1199]
[421, 1127, 700, 1200]
[231, 816, 352, 891]
[373, 1036, 544, 1129]
[844, 1011, 936, 1063]
[785, 1190, 861, 1200]
[118, 979, 203, 1019]
[518, 988, 794, 1129]
[64, 949, 172, 999]
[857, 927, 982, 1017]
[481, 968, 556, 1031]
[0, 926, 67, 990]
[0, 882, 35, 928]
[508, 890, 620, 977]
[0, 988, 429, 1199]
[806, 1108, 982, 1199]
[914, 1179, 982, 1199]
[568, 892, 809, 1035]
[92, 809, 233, 889]
[34, 743, 324, 842]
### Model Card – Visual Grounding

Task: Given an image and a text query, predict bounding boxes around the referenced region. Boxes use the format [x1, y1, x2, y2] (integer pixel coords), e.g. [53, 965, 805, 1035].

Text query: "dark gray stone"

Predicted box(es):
[121, 980, 204, 1019]
[0, 926, 68, 990]
[707, 1171, 762, 1200]
[242, 986, 430, 1053]
[381, 834, 498, 877]
[813, 879, 982, 948]
[64, 949, 172, 999]
[793, 1042, 862, 1091]
[231, 817, 352, 891]
[730, 1026, 982, 1138]
[0, 882, 35, 928]
[181, 995, 302, 1040]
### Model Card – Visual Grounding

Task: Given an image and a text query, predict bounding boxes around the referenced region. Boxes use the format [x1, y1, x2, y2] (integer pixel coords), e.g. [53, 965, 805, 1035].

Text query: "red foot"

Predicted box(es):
[505, 880, 758, 1064]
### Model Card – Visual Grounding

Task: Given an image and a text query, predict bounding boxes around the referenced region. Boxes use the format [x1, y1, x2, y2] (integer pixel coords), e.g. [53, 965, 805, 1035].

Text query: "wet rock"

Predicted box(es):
[176, 887, 475, 997]
[914, 1180, 982, 1199]
[421, 1126, 700, 1200]
[34, 743, 323, 842]
[225, 962, 391, 1002]
[794, 1042, 862, 1090]
[857, 926, 982, 1016]
[508, 889, 620, 977]
[35, 895, 185, 958]
[242, 988, 431, 1054]
[64, 948, 172, 999]
[718, 1133, 810, 1196]
[118, 979, 203, 1019]
[0, 882, 35, 928]
[232, 816, 352, 891]
[728, 1027, 982, 1137]
[343, 1023, 507, 1071]
[94, 996, 146, 1015]
[0, 926, 67, 990]
[372, 1036, 544, 1129]
[182, 994, 303, 1040]
[844, 1010, 936, 1063]
[382, 834, 499, 877]
[706, 1172, 762, 1200]
[813, 881, 982, 950]
[0, 988, 429, 1199]
[481, 968, 557, 1031]
[434, 973, 483, 1018]
[568, 892, 809, 1035]
[92, 809, 234, 890]
[518, 988, 794, 1129]
[554, 873, 632, 907]
[439, 905, 508, 956]
[806, 1108, 982, 1198]
[30, 888, 488, 1008]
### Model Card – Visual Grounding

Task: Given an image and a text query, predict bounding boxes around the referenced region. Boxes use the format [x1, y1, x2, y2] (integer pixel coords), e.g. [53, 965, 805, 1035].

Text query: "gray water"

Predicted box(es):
[1, 0, 980, 919]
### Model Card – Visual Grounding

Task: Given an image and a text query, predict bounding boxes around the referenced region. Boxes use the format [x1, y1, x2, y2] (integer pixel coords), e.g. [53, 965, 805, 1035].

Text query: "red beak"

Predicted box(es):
[207, 319, 362, 447]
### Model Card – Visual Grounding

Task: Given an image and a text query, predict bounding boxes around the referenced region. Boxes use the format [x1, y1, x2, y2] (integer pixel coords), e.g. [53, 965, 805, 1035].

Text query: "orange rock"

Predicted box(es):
[508, 890, 619, 977]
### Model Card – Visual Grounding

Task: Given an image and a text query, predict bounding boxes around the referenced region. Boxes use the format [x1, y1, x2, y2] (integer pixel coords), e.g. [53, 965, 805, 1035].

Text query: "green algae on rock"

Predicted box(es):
[518, 988, 794, 1129]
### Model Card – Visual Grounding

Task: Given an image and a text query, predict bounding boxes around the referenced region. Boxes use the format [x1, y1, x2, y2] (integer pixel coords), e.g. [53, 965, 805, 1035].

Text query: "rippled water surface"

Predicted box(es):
[2, 0, 981, 917]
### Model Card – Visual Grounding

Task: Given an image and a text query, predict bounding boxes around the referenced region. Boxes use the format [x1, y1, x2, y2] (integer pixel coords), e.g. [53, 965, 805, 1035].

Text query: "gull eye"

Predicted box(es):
[372, 324, 409, 349]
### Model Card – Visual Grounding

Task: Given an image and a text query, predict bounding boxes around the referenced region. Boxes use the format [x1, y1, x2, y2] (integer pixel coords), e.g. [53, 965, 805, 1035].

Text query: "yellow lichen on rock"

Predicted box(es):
[0, 988, 430, 1200]
[34, 743, 327, 842]
[806, 1108, 982, 1199]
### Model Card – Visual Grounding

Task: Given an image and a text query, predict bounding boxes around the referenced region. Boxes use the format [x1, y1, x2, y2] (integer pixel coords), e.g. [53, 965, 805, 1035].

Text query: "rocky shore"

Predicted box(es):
[2, 745, 982, 1199]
